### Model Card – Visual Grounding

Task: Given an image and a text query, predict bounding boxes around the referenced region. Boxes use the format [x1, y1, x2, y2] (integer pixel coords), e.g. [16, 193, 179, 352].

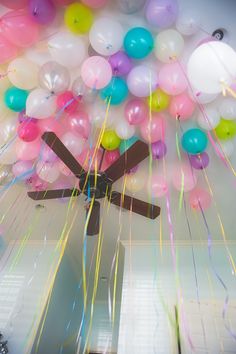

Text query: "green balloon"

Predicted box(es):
[4, 87, 29, 112]
[215, 119, 236, 140]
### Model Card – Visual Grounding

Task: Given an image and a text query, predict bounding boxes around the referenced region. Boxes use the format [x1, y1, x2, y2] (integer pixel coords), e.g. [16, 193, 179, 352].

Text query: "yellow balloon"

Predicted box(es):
[101, 130, 121, 151]
[8, 57, 39, 90]
[64, 3, 93, 34]
[148, 88, 170, 112]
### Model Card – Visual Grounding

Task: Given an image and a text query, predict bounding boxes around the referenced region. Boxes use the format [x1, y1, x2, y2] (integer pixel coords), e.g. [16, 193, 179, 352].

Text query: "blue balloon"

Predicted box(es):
[100, 77, 128, 105]
[182, 129, 208, 155]
[120, 136, 139, 155]
[124, 27, 154, 59]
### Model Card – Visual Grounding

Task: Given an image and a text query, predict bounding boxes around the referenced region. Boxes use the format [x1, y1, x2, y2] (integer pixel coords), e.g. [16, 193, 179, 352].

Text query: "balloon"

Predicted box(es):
[89, 102, 115, 128]
[146, 0, 178, 29]
[215, 141, 234, 158]
[4, 87, 29, 112]
[16, 139, 41, 160]
[155, 29, 184, 63]
[117, 0, 146, 13]
[8, 58, 38, 90]
[40, 142, 58, 163]
[119, 136, 139, 154]
[182, 129, 208, 155]
[187, 42, 236, 94]
[158, 62, 188, 96]
[189, 188, 211, 211]
[148, 173, 168, 198]
[18, 111, 37, 124]
[0, 140, 18, 165]
[197, 105, 220, 131]
[0, 0, 28, 9]
[126, 170, 146, 193]
[26, 89, 57, 119]
[115, 119, 135, 140]
[140, 113, 166, 143]
[105, 149, 120, 165]
[0, 115, 18, 145]
[124, 27, 154, 59]
[108, 51, 132, 77]
[61, 132, 84, 156]
[0, 66, 11, 93]
[0, 165, 13, 185]
[100, 77, 128, 105]
[172, 163, 197, 192]
[215, 119, 236, 140]
[169, 93, 195, 121]
[36, 161, 60, 183]
[127, 65, 158, 97]
[78, 146, 107, 171]
[176, 11, 200, 36]
[81, 0, 107, 8]
[0, 35, 18, 65]
[219, 98, 236, 120]
[48, 31, 86, 69]
[148, 89, 170, 112]
[151, 140, 167, 159]
[53, 0, 74, 4]
[127, 165, 139, 174]
[12, 160, 35, 180]
[29, 0, 56, 25]
[101, 130, 121, 150]
[81, 56, 112, 90]
[57, 91, 77, 115]
[64, 3, 93, 34]
[125, 99, 148, 125]
[189, 152, 210, 170]
[39, 61, 70, 94]
[1, 10, 39, 48]
[72, 77, 98, 104]
[18, 121, 40, 142]
[188, 87, 218, 104]
[89, 18, 124, 56]
[66, 111, 91, 139]
[37, 116, 64, 136]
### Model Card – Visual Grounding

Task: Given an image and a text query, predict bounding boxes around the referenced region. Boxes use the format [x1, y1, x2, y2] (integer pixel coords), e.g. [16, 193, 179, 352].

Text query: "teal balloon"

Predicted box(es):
[182, 129, 208, 155]
[100, 77, 128, 105]
[120, 136, 139, 155]
[4, 87, 29, 112]
[124, 27, 154, 59]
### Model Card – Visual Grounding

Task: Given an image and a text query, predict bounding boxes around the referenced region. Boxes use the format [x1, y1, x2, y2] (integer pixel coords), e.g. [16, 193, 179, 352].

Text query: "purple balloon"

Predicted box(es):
[18, 111, 37, 124]
[108, 51, 132, 76]
[29, 0, 56, 25]
[146, 0, 178, 29]
[128, 165, 139, 174]
[189, 152, 209, 170]
[151, 140, 167, 159]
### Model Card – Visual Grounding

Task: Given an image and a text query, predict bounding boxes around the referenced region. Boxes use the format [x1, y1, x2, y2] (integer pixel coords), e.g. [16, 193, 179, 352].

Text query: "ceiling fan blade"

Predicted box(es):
[109, 192, 160, 219]
[104, 141, 149, 183]
[28, 189, 80, 201]
[42, 132, 85, 177]
[86, 200, 100, 236]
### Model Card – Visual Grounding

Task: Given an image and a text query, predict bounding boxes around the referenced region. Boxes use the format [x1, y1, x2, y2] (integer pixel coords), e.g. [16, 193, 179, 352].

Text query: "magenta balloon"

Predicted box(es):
[105, 149, 120, 165]
[29, 0, 56, 25]
[125, 98, 148, 125]
[12, 161, 35, 180]
[189, 188, 211, 211]
[66, 111, 91, 139]
[140, 113, 166, 143]
[0, 0, 28, 9]
[17, 121, 40, 142]
[159, 63, 188, 96]
[151, 140, 167, 159]
[189, 152, 209, 170]
[0, 34, 18, 65]
[146, 0, 178, 29]
[108, 51, 132, 77]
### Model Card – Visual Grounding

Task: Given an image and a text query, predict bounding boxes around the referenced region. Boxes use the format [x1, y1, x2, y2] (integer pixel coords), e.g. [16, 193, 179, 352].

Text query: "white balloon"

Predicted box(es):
[155, 29, 184, 63]
[89, 18, 124, 56]
[0, 66, 11, 93]
[176, 12, 200, 36]
[115, 119, 135, 140]
[219, 97, 236, 120]
[127, 65, 158, 97]
[36, 161, 60, 184]
[188, 42, 236, 94]
[61, 132, 84, 156]
[0, 115, 18, 145]
[26, 89, 57, 119]
[48, 31, 87, 69]
[8, 57, 39, 90]
[197, 105, 221, 131]
[215, 140, 234, 158]
[0, 140, 18, 165]
[89, 102, 115, 128]
[188, 86, 218, 104]
[126, 170, 146, 193]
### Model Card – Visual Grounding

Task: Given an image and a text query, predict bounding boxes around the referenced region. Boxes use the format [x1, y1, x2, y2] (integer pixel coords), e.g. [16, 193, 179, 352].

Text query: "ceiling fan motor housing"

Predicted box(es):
[79, 172, 113, 199]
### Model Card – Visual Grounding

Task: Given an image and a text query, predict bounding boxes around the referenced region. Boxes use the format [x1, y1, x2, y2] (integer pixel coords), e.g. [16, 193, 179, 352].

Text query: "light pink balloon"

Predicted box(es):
[1, 10, 39, 48]
[159, 63, 188, 96]
[12, 160, 35, 180]
[169, 93, 196, 121]
[149, 173, 168, 198]
[189, 188, 211, 211]
[140, 113, 166, 143]
[40, 142, 58, 163]
[37, 117, 64, 137]
[78, 147, 109, 171]
[16, 139, 41, 161]
[172, 163, 197, 192]
[81, 0, 107, 8]
[0, 0, 28, 9]
[36, 161, 60, 183]
[61, 132, 84, 156]
[66, 111, 91, 139]
[81, 56, 112, 90]
[0, 34, 18, 64]
[125, 99, 148, 125]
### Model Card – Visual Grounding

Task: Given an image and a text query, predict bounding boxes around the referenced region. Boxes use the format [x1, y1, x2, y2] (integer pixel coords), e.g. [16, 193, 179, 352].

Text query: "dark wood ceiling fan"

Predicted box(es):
[28, 132, 161, 235]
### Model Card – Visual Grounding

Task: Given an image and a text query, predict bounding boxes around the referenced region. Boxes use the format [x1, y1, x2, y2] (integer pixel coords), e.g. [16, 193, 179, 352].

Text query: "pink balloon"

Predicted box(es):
[0, 34, 18, 64]
[81, 0, 107, 8]
[57, 91, 78, 115]
[1, 10, 39, 48]
[12, 160, 35, 180]
[52, 0, 74, 4]
[16, 138, 41, 161]
[40, 142, 58, 163]
[169, 93, 196, 121]
[0, 0, 28, 9]
[36, 160, 60, 183]
[78, 147, 109, 171]
[66, 111, 91, 139]
[37, 117, 64, 137]
[159, 63, 188, 96]
[125, 99, 148, 125]
[81, 56, 112, 90]
[17, 121, 40, 142]
[172, 163, 197, 192]
[140, 113, 166, 143]
[149, 173, 168, 198]
[189, 188, 211, 211]
[105, 149, 120, 165]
